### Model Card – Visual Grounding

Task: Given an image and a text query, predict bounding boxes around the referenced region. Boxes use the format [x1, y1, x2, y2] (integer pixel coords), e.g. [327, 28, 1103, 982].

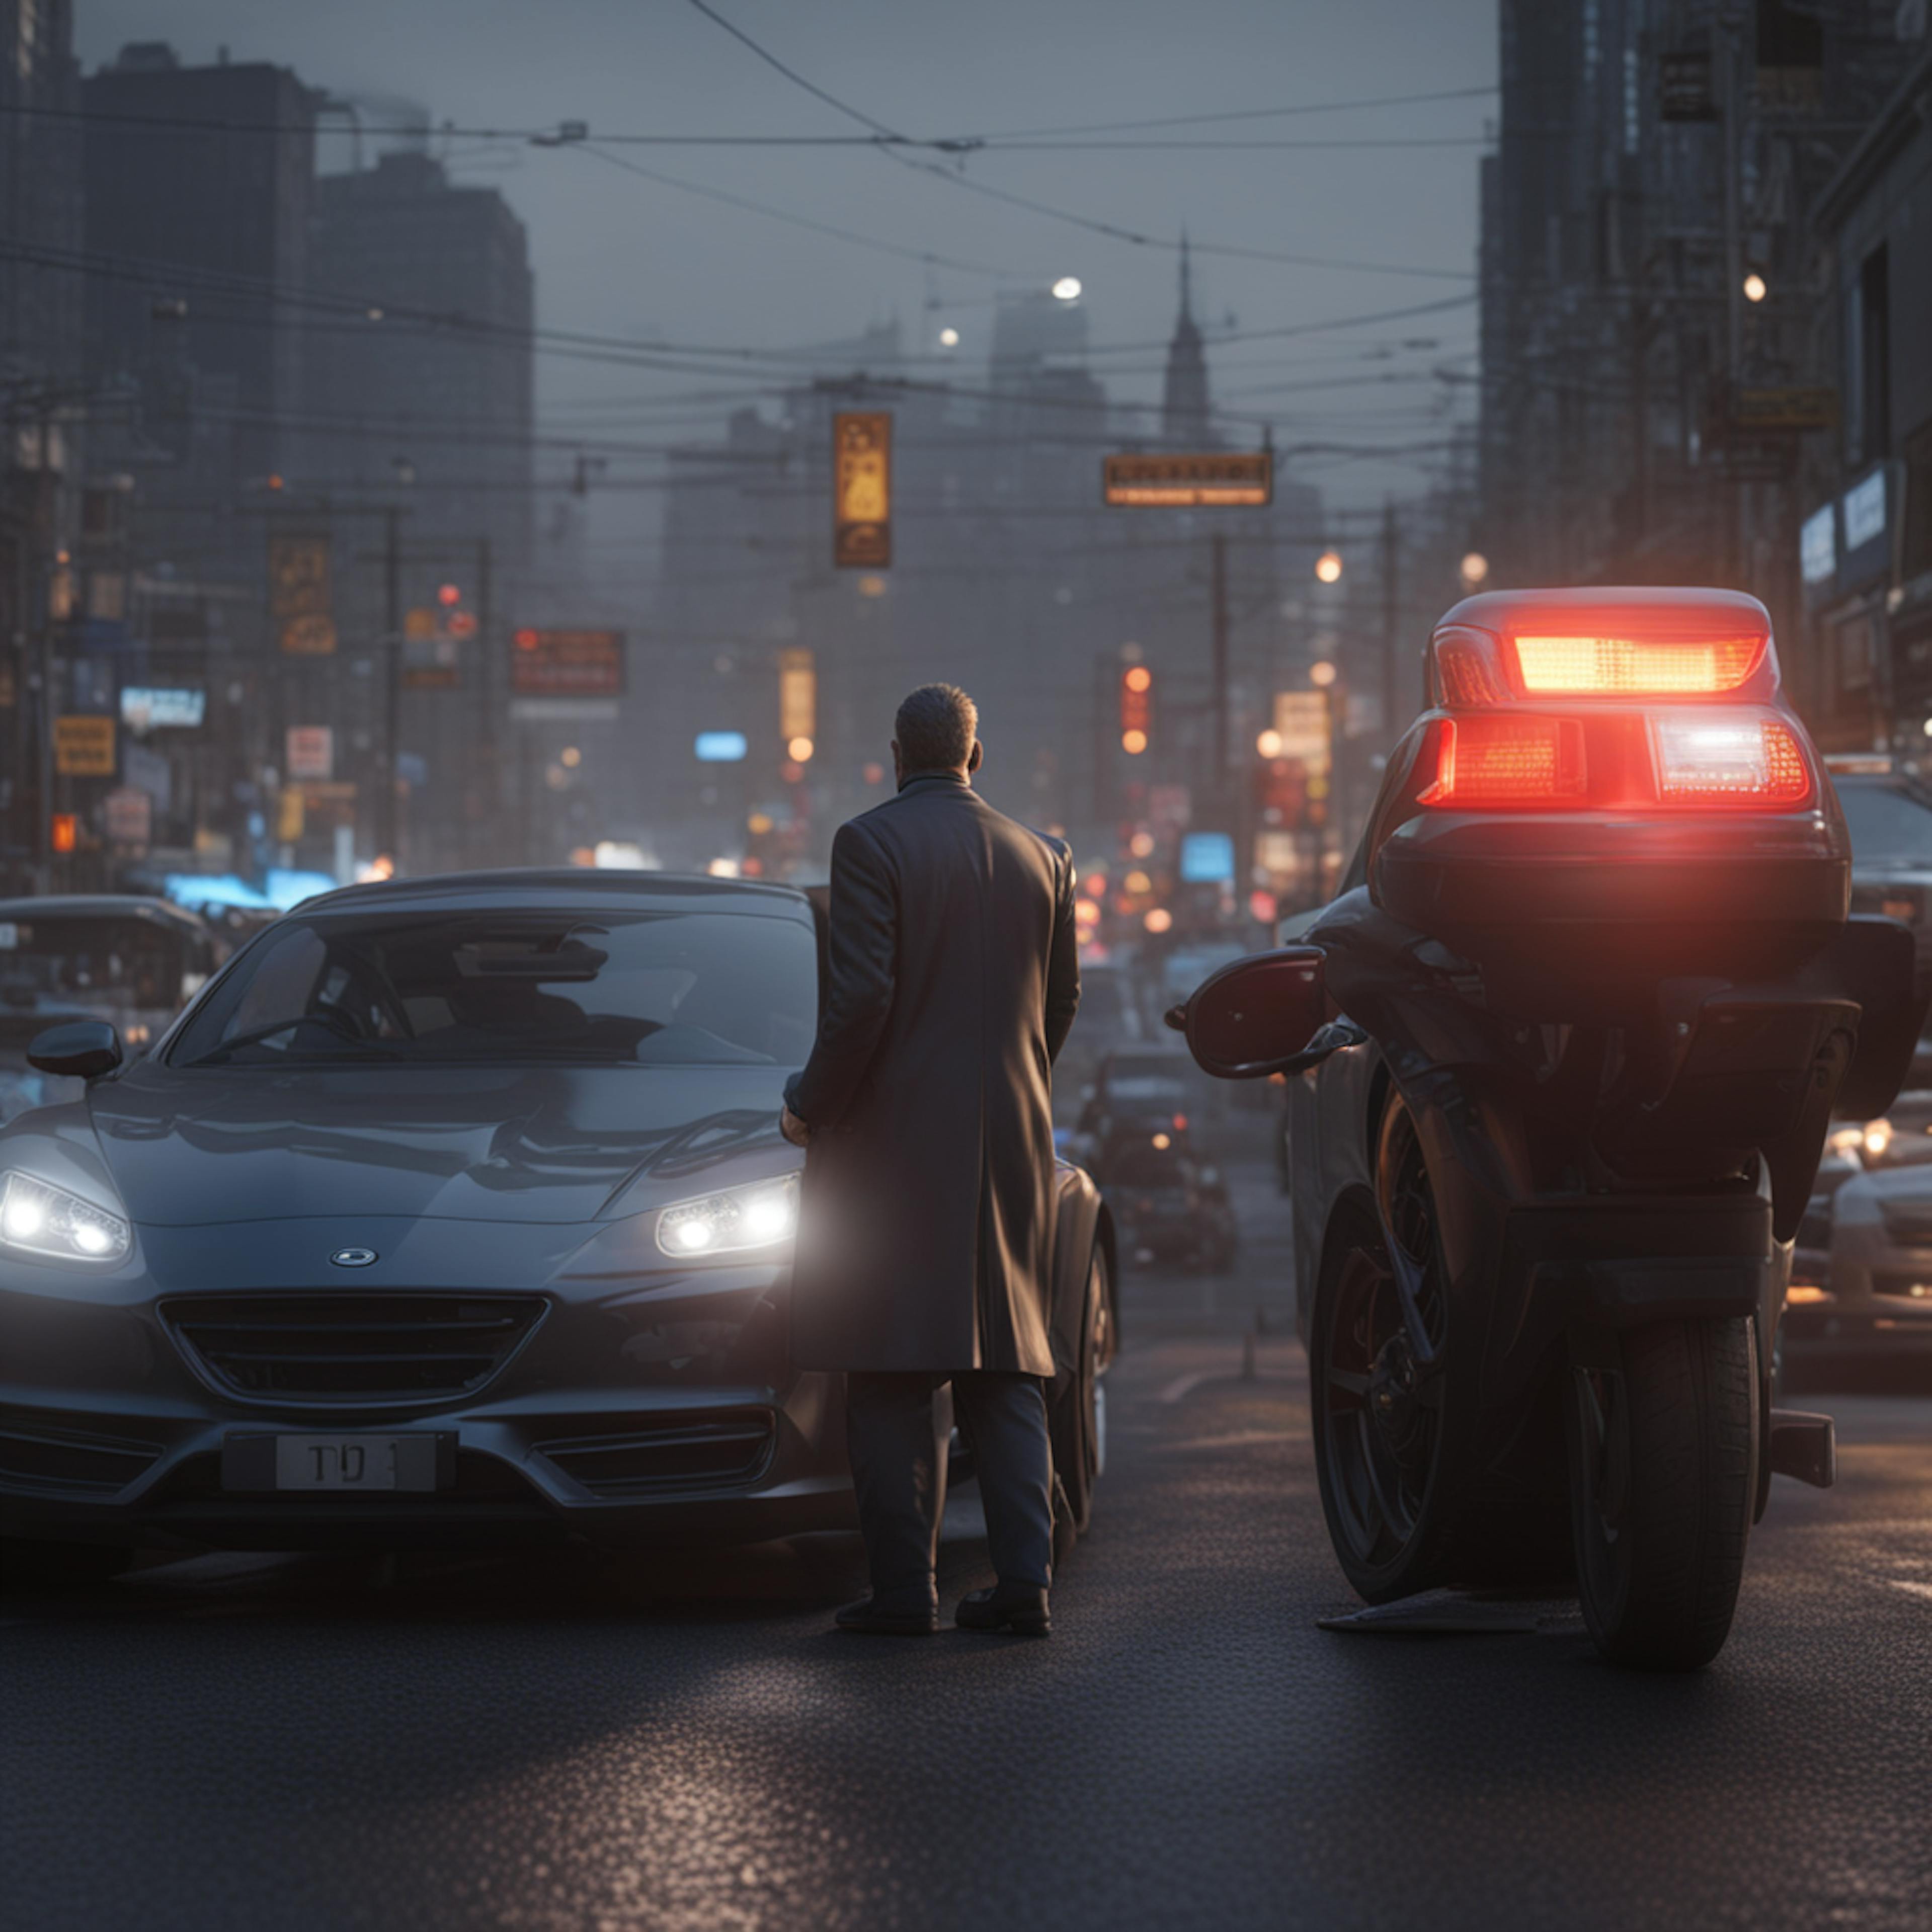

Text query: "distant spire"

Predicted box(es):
[1161, 231, 1212, 446]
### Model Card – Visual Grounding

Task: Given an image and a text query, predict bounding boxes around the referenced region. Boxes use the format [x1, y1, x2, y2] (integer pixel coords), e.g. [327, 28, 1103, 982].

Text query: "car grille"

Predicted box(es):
[0, 1425, 163, 1496]
[160, 1293, 547, 1406]
[536, 1414, 775, 1497]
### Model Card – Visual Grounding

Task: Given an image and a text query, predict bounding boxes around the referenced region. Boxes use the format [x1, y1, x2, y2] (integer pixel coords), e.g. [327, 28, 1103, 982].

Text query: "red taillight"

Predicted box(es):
[1419, 715, 1586, 808]
[1652, 714, 1811, 807]
[1509, 633, 1764, 695]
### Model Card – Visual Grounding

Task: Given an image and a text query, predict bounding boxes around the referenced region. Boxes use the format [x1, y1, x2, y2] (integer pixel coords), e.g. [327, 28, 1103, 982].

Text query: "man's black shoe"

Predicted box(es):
[954, 1584, 1051, 1636]
[834, 1595, 939, 1636]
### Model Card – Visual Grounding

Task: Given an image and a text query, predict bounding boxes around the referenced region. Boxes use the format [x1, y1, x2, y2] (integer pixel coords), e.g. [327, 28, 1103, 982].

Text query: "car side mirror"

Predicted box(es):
[27, 1020, 124, 1082]
[1165, 946, 1347, 1080]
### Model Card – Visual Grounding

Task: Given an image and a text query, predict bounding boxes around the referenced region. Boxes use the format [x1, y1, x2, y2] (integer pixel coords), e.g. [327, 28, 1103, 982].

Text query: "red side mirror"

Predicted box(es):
[1175, 947, 1329, 1080]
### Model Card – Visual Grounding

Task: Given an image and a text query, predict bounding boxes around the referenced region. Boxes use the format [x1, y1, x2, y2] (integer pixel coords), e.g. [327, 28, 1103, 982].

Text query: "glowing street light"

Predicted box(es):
[939, 327, 960, 348]
[787, 736, 815, 763]
[1460, 551, 1490, 585]
[1052, 276, 1083, 302]
[1256, 729, 1284, 758]
[1121, 728, 1148, 755]
[1742, 272, 1767, 304]
[1315, 549, 1344, 584]
[1143, 907, 1174, 934]
[1309, 660, 1338, 688]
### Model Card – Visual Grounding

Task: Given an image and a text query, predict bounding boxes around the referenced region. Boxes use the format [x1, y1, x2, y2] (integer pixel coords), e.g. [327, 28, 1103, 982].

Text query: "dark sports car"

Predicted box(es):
[0, 871, 1115, 1578]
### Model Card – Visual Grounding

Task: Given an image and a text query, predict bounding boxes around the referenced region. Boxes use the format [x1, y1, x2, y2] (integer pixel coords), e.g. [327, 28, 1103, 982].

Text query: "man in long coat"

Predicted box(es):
[781, 684, 1080, 1636]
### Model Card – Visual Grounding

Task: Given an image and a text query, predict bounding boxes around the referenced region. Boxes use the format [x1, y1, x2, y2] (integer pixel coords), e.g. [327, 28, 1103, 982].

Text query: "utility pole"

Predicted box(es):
[474, 534, 496, 869]
[380, 504, 402, 865]
[1210, 531, 1229, 824]
[1380, 499, 1400, 751]
[1720, 5, 1747, 582]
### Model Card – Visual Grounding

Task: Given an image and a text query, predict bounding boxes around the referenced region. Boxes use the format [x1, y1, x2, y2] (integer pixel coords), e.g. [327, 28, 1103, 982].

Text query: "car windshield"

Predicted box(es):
[0, 913, 196, 1015]
[169, 908, 817, 1068]
[1837, 782, 1932, 863]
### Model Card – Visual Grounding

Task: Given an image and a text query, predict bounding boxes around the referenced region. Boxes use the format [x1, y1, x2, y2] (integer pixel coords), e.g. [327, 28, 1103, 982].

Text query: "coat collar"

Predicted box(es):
[896, 769, 973, 793]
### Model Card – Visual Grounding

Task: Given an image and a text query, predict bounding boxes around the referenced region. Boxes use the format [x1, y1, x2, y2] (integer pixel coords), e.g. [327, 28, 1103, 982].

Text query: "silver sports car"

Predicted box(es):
[0, 871, 1115, 1578]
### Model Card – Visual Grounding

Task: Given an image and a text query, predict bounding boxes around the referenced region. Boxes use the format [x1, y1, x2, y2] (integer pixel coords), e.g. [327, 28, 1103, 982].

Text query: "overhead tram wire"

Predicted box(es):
[0, 82, 1496, 149]
[571, 144, 1005, 277]
[1, 236, 1477, 425]
[679, 0, 1477, 283]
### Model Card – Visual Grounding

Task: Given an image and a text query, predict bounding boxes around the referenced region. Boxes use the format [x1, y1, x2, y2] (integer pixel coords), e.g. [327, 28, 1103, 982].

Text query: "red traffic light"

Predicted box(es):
[437, 583, 462, 607]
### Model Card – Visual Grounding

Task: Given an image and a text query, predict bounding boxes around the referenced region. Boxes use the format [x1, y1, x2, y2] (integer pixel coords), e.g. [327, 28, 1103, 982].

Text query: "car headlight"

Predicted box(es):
[0, 1171, 131, 1264]
[656, 1172, 799, 1260]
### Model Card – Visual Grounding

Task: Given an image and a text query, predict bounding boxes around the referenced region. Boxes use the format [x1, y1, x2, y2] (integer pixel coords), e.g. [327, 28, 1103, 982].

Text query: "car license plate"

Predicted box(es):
[274, 1434, 438, 1491]
[218, 1432, 451, 1493]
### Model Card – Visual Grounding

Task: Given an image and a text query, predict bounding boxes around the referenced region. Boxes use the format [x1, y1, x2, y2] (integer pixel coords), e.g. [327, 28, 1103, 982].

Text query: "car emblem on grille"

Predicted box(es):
[331, 1248, 378, 1268]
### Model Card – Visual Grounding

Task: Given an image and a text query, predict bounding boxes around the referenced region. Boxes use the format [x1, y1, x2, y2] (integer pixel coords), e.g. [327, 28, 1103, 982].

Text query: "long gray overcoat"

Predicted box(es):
[784, 771, 1080, 1375]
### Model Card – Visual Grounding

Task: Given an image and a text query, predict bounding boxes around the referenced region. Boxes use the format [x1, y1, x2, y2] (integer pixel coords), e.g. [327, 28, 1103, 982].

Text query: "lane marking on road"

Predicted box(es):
[1168, 1429, 1297, 1452]
[1158, 1368, 1299, 1404]
[1886, 1579, 1932, 1600]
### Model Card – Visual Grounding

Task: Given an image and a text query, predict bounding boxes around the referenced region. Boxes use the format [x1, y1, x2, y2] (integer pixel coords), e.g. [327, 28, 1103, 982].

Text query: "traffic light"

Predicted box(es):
[1119, 665, 1152, 755]
[50, 814, 78, 854]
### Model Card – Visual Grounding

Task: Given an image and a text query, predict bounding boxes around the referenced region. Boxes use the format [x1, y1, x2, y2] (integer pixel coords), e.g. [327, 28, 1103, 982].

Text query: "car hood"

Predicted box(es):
[83, 1060, 796, 1226]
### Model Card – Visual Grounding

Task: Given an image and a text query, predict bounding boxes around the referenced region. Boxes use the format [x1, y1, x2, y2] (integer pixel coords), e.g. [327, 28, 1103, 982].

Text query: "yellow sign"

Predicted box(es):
[405, 607, 442, 641]
[1104, 451, 1272, 507]
[271, 534, 335, 655]
[53, 713, 116, 777]
[1272, 692, 1331, 772]
[1733, 386, 1838, 432]
[833, 412, 892, 568]
[779, 648, 817, 742]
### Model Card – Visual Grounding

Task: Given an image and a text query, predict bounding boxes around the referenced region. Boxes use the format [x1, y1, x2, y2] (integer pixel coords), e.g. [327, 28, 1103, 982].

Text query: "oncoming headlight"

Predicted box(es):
[0, 1172, 131, 1264]
[656, 1173, 799, 1260]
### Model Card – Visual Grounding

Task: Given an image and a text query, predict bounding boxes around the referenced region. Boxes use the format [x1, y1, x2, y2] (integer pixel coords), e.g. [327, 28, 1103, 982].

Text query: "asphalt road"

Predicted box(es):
[3, 1157, 1929, 1931]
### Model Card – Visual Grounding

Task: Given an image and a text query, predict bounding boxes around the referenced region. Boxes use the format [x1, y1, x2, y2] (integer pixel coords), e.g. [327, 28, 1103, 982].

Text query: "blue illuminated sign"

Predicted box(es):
[695, 731, 748, 763]
[1179, 831, 1236, 883]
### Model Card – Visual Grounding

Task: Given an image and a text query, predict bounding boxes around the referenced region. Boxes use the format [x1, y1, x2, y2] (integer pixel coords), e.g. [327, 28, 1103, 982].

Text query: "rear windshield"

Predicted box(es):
[170, 909, 817, 1068]
[1838, 781, 1932, 864]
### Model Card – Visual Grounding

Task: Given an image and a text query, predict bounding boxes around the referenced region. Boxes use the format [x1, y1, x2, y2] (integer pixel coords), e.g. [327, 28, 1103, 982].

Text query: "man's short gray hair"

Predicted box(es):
[895, 683, 978, 773]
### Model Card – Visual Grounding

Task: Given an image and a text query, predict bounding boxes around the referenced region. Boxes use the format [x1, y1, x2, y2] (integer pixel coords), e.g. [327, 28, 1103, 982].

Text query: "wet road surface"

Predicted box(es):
[3, 1159, 1929, 1930]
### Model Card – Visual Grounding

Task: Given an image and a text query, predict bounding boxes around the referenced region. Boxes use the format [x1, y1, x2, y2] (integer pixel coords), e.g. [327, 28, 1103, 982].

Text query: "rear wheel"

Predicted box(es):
[1566, 1317, 1757, 1670]
[1311, 1096, 1466, 1601]
[1050, 1246, 1110, 1538]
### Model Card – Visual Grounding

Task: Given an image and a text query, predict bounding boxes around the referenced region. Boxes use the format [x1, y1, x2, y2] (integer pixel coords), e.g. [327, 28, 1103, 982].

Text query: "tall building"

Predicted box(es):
[1, 0, 85, 887]
[305, 149, 534, 570]
[82, 43, 317, 494]
[1477, 0, 1919, 720]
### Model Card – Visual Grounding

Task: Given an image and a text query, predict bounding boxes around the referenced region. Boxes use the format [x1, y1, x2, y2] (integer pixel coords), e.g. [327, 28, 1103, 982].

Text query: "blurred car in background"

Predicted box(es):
[1107, 1132, 1237, 1273]
[1052, 962, 1145, 1122]
[1068, 1043, 1217, 1183]
[1827, 756, 1932, 996]
[0, 898, 227, 1124]
[1783, 1163, 1932, 1378]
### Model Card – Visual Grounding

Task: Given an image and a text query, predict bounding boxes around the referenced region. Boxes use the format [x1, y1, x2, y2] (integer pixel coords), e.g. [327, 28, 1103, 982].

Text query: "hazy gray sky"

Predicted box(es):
[75, 0, 1496, 509]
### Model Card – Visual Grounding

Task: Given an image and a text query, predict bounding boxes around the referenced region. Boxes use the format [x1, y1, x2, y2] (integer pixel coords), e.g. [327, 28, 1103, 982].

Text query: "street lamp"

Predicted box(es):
[1052, 276, 1083, 302]
[1256, 729, 1283, 758]
[1309, 660, 1338, 688]
[1315, 549, 1344, 585]
[1742, 272, 1767, 304]
[939, 327, 960, 348]
[1460, 550, 1490, 585]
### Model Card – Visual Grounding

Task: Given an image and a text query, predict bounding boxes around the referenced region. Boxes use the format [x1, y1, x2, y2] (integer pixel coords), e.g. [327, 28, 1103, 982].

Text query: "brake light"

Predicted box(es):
[1510, 634, 1764, 695]
[1419, 715, 1586, 808]
[1652, 714, 1810, 806]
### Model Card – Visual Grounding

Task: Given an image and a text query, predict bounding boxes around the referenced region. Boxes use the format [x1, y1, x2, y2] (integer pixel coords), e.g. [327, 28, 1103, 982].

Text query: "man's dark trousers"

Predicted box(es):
[845, 1371, 1054, 1612]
